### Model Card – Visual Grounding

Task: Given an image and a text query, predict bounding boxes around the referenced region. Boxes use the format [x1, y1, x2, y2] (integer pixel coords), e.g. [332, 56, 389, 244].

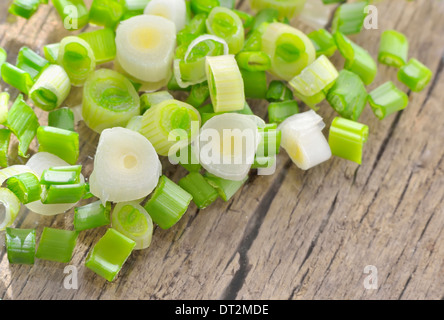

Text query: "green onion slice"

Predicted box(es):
[74, 200, 111, 231]
[0, 188, 21, 231]
[6, 227, 36, 265]
[36, 227, 78, 263]
[368, 81, 409, 120]
[6, 172, 41, 204]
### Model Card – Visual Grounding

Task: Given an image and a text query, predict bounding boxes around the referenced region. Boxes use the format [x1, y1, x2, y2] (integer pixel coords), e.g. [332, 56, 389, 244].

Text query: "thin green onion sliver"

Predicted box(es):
[0, 129, 11, 168]
[36, 227, 78, 263]
[256, 128, 281, 157]
[144, 176, 192, 229]
[249, 0, 306, 19]
[6, 172, 41, 204]
[368, 81, 409, 120]
[178, 172, 219, 209]
[1, 63, 34, 95]
[85, 228, 135, 281]
[397, 58, 432, 92]
[16, 47, 49, 80]
[37, 126, 79, 165]
[74, 200, 111, 231]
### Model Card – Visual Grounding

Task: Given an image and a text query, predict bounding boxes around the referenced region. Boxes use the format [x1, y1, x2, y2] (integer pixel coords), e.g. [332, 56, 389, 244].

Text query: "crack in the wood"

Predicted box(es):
[220, 159, 292, 300]
[288, 268, 309, 300]
[398, 265, 417, 299]
[359, 187, 380, 225]
[417, 50, 444, 116]
[392, 170, 414, 216]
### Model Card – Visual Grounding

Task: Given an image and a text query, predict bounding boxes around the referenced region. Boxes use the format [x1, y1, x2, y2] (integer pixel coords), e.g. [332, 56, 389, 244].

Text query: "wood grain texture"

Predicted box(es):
[0, 0, 443, 300]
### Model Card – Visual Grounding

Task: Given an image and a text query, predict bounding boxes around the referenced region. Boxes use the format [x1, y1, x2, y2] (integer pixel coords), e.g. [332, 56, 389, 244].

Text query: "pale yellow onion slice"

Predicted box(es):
[278, 110, 331, 170]
[173, 35, 229, 88]
[89, 127, 161, 203]
[115, 15, 176, 83]
[197, 113, 264, 181]
[25, 152, 85, 216]
[144, 0, 187, 32]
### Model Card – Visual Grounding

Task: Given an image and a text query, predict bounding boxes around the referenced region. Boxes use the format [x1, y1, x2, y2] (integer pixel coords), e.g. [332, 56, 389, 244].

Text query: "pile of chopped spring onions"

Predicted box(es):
[0, 0, 432, 282]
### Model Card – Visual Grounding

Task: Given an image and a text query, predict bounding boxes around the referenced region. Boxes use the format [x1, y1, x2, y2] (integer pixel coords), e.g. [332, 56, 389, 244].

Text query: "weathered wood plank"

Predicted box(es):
[0, 0, 443, 300]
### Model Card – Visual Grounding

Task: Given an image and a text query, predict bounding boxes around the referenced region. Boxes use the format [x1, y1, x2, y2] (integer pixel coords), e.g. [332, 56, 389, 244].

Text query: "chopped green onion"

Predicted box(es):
[112, 202, 154, 250]
[77, 28, 117, 65]
[141, 91, 175, 114]
[52, 0, 89, 31]
[48, 107, 75, 131]
[326, 70, 368, 121]
[0, 92, 9, 124]
[378, 30, 409, 68]
[58, 36, 96, 87]
[40, 165, 82, 185]
[397, 58, 433, 92]
[206, 55, 245, 113]
[144, 0, 187, 32]
[82, 69, 140, 133]
[1, 63, 34, 95]
[278, 110, 331, 170]
[141, 99, 201, 156]
[6, 172, 41, 204]
[333, 31, 377, 85]
[8, 0, 41, 19]
[5, 228, 36, 265]
[249, 0, 307, 19]
[331, 1, 369, 35]
[178, 172, 219, 209]
[0, 129, 11, 168]
[0, 47, 6, 79]
[29, 64, 71, 111]
[0, 165, 34, 185]
[236, 51, 271, 72]
[0, 188, 21, 231]
[35, 228, 78, 263]
[190, 0, 219, 15]
[289, 55, 339, 108]
[43, 43, 60, 64]
[121, 0, 149, 19]
[266, 80, 293, 102]
[206, 7, 245, 54]
[308, 29, 337, 58]
[243, 30, 262, 52]
[177, 13, 207, 47]
[16, 47, 49, 80]
[89, 127, 161, 203]
[89, 0, 124, 29]
[85, 228, 136, 281]
[186, 82, 210, 108]
[256, 128, 281, 157]
[5, 95, 40, 158]
[368, 81, 409, 120]
[240, 68, 268, 99]
[41, 183, 86, 204]
[261, 22, 316, 81]
[37, 126, 79, 165]
[204, 172, 247, 202]
[144, 176, 192, 229]
[250, 8, 279, 32]
[252, 155, 276, 169]
[328, 117, 368, 164]
[74, 200, 111, 231]
[176, 143, 202, 173]
[268, 100, 299, 124]
[233, 9, 254, 29]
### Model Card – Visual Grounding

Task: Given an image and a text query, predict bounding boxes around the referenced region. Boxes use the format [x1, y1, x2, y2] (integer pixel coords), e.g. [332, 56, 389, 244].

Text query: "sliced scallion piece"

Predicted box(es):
[37, 126, 79, 165]
[249, 0, 306, 19]
[206, 7, 245, 54]
[85, 228, 136, 282]
[16, 47, 49, 80]
[36, 228, 78, 263]
[8, 0, 41, 19]
[74, 200, 111, 231]
[0, 188, 21, 231]
[278, 110, 331, 170]
[240, 68, 268, 99]
[6, 172, 41, 204]
[266, 80, 293, 102]
[5, 228, 36, 265]
[334, 31, 377, 85]
[48, 107, 75, 132]
[141, 99, 201, 156]
[397, 58, 433, 92]
[236, 51, 271, 72]
[206, 55, 245, 113]
[0, 92, 9, 124]
[58, 36, 96, 87]
[204, 172, 247, 202]
[144, 175, 192, 229]
[378, 30, 409, 68]
[186, 82, 210, 108]
[1, 63, 34, 95]
[0, 129, 11, 168]
[140, 91, 174, 113]
[326, 69, 368, 121]
[41, 183, 86, 204]
[5, 95, 39, 158]
[112, 201, 154, 250]
[89, 127, 161, 203]
[29, 64, 71, 111]
[368, 81, 409, 120]
[82, 69, 140, 133]
[308, 29, 337, 58]
[77, 28, 116, 65]
[144, 0, 187, 32]
[190, 0, 219, 15]
[43, 43, 60, 64]
[116, 15, 176, 84]
[89, 0, 124, 29]
[177, 13, 207, 47]
[178, 172, 219, 209]
[52, 0, 89, 31]
[331, 1, 369, 35]
[40, 165, 82, 185]
[328, 117, 369, 164]
[268, 100, 299, 124]
[261, 22, 316, 81]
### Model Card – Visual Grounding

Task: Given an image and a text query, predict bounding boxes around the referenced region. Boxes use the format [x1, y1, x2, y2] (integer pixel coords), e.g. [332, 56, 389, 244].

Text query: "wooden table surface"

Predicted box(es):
[0, 0, 443, 300]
